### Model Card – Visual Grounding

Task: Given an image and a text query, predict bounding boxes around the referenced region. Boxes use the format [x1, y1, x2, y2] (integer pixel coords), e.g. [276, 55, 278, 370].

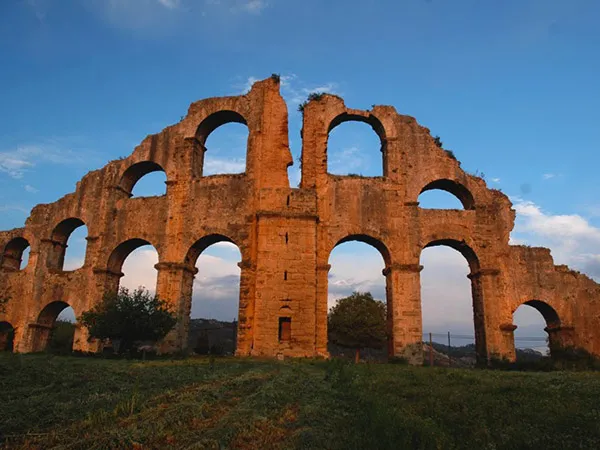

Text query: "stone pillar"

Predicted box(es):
[315, 263, 331, 356]
[547, 325, 575, 354]
[236, 259, 256, 356]
[28, 323, 52, 352]
[499, 323, 518, 362]
[72, 325, 99, 353]
[468, 268, 509, 364]
[384, 263, 424, 364]
[42, 238, 67, 270]
[154, 261, 197, 353]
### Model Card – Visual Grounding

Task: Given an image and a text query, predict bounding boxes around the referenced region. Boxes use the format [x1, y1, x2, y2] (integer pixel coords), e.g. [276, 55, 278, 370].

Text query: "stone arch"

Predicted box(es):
[419, 179, 475, 210]
[0, 321, 14, 351]
[1, 237, 30, 271]
[423, 238, 480, 272]
[327, 234, 391, 354]
[326, 113, 387, 176]
[181, 233, 243, 353]
[421, 238, 485, 363]
[332, 234, 392, 267]
[31, 300, 74, 352]
[196, 111, 250, 176]
[119, 161, 166, 197]
[184, 233, 239, 267]
[47, 218, 88, 271]
[513, 300, 564, 357]
[196, 110, 248, 145]
[103, 238, 159, 302]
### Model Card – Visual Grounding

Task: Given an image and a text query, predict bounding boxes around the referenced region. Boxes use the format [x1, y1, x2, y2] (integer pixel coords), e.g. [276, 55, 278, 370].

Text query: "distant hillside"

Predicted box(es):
[329, 341, 544, 366]
[188, 318, 237, 355]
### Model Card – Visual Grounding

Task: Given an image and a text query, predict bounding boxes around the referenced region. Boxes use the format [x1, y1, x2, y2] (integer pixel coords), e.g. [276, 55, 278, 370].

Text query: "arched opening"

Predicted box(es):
[1, 237, 30, 271]
[48, 218, 88, 271]
[119, 161, 167, 197]
[110, 239, 159, 295]
[419, 179, 475, 210]
[327, 235, 390, 361]
[0, 321, 15, 351]
[185, 234, 241, 355]
[513, 300, 561, 359]
[327, 114, 386, 177]
[420, 239, 483, 366]
[196, 111, 249, 176]
[32, 301, 76, 352]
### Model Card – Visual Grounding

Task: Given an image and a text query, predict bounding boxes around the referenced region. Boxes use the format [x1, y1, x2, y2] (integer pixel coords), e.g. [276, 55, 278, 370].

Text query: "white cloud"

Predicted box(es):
[0, 144, 84, 179]
[233, 0, 268, 14]
[491, 177, 501, 183]
[157, 0, 180, 8]
[0, 205, 29, 214]
[234, 74, 340, 110]
[328, 146, 365, 174]
[203, 157, 245, 175]
[512, 198, 600, 280]
[542, 173, 556, 180]
[24, 185, 38, 193]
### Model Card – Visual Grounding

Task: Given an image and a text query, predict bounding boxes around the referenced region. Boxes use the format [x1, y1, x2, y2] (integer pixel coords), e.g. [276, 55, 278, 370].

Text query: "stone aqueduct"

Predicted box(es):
[1, 76, 599, 363]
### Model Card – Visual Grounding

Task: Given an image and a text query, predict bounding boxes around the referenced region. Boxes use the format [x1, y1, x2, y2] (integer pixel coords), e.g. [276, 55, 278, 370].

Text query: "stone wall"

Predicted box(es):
[1, 76, 599, 363]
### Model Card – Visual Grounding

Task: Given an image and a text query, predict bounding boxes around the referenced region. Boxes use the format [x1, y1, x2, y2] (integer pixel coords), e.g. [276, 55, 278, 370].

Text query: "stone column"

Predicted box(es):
[547, 325, 575, 354]
[72, 325, 99, 353]
[314, 263, 331, 356]
[498, 323, 518, 362]
[384, 263, 424, 364]
[236, 259, 256, 356]
[154, 261, 197, 353]
[468, 268, 510, 364]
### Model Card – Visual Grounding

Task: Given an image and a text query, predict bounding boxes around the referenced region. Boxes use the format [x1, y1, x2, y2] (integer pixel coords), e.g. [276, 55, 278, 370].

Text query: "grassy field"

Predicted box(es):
[1, 354, 600, 449]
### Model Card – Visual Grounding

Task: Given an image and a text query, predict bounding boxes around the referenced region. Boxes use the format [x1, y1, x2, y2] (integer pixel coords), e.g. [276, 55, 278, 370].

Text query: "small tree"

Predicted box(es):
[328, 291, 387, 363]
[80, 287, 177, 354]
[48, 320, 75, 355]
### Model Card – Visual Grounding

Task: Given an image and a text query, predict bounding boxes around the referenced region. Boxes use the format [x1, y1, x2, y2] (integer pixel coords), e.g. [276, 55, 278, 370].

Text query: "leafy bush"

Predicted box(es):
[48, 320, 75, 355]
[80, 287, 176, 354]
[328, 291, 387, 362]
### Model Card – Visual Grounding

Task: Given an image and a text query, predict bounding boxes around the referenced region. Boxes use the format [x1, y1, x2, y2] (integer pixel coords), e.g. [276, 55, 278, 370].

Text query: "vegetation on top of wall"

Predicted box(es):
[298, 92, 329, 113]
[444, 149, 457, 160]
[270, 73, 281, 83]
[432, 135, 458, 161]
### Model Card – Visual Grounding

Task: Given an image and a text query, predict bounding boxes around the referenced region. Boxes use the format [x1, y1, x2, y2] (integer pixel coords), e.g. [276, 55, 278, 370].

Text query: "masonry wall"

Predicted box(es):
[1, 76, 599, 363]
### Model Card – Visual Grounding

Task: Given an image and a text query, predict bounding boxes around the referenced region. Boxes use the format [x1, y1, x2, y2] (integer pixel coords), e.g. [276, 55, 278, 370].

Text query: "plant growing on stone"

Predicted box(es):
[80, 287, 176, 354]
[328, 291, 387, 363]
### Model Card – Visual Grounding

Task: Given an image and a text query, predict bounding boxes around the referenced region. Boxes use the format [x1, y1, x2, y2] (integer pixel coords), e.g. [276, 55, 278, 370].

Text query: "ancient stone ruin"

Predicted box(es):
[1, 76, 599, 363]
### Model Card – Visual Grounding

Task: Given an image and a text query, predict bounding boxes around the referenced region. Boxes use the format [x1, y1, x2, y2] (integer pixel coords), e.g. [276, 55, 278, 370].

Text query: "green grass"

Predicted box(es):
[1, 354, 600, 449]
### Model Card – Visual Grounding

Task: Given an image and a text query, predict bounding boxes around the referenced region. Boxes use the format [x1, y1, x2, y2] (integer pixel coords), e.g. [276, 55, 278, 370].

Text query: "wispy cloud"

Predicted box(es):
[157, 0, 181, 8]
[24, 185, 39, 193]
[234, 73, 341, 110]
[511, 197, 600, 280]
[328, 146, 365, 175]
[229, 0, 268, 14]
[542, 173, 556, 180]
[0, 205, 30, 214]
[0, 144, 86, 179]
[203, 157, 245, 175]
[491, 177, 501, 183]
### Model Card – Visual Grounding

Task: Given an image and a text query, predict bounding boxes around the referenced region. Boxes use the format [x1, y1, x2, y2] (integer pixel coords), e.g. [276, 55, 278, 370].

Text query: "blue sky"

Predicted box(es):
[2, 0, 599, 350]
